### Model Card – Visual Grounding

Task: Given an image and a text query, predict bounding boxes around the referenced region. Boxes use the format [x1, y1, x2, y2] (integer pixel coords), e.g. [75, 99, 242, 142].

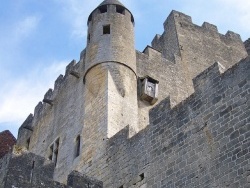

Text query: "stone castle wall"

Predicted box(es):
[0, 150, 103, 188]
[81, 57, 249, 187]
[13, 6, 250, 187]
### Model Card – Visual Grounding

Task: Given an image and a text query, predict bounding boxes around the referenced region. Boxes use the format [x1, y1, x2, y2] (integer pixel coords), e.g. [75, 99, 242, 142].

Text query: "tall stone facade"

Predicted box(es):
[1, 0, 249, 187]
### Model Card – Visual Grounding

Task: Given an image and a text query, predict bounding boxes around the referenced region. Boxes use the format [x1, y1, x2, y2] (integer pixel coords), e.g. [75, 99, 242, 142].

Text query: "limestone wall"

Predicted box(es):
[0, 151, 103, 188]
[80, 57, 250, 187]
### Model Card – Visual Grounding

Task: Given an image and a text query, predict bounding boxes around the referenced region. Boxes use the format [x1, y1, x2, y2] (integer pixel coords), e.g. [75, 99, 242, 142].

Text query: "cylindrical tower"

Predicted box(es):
[85, 0, 136, 75]
[81, 0, 138, 169]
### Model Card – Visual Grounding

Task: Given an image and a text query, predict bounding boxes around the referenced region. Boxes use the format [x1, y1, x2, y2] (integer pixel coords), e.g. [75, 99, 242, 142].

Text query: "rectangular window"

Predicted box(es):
[103, 25, 110, 34]
[88, 34, 90, 43]
[48, 138, 60, 166]
[75, 135, 81, 158]
[26, 137, 31, 150]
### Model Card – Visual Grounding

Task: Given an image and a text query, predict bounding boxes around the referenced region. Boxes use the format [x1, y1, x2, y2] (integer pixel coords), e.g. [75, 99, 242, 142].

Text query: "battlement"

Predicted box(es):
[0, 150, 103, 187]
[76, 55, 249, 187]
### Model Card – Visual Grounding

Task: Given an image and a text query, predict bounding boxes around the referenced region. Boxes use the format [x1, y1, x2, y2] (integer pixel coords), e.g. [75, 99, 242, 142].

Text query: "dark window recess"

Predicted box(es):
[54, 150, 58, 167]
[88, 34, 90, 43]
[55, 138, 59, 148]
[99, 5, 107, 13]
[88, 14, 92, 23]
[54, 138, 59, 166]
[116, 5, 125, 15]
[26, 137, 31, 150]
[139, 173, 145, 180]
[131, 15, 135, 24]
[103, 25, 110, 34]
[75, 135, 81, 158]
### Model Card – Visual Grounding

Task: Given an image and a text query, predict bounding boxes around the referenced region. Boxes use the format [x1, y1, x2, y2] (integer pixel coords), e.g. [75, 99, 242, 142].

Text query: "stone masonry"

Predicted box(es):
[1, 0, 249, 187]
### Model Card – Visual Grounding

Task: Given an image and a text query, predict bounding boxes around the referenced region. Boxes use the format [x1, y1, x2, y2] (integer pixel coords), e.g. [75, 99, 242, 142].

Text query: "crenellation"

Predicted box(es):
[151, 34, 162, 52]
[225, 30, 242, 41]
[166, 10, 193, 27]
[54, 74, 64, 91]
[142, 45, 162, 58]
[33, 101, 43, 119]
[65, 59, 77, 76]
[202, 22, 218, 33]
[193, 62, 221, 91]
[43, 88, 54, 105]
[20, 113, 34, 130]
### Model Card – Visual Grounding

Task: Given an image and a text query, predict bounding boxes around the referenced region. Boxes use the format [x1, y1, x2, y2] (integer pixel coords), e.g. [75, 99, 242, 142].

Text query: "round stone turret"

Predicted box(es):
[83, 0, 139, 144]
[85, 0, 136, 76]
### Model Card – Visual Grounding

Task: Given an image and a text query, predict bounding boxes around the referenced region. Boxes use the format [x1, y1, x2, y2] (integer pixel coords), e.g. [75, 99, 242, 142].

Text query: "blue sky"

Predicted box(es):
[0, 0, 249, 138]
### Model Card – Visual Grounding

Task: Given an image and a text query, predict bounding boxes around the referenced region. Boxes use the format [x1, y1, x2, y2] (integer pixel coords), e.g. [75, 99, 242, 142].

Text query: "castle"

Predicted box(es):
[1, 0, 249, 187]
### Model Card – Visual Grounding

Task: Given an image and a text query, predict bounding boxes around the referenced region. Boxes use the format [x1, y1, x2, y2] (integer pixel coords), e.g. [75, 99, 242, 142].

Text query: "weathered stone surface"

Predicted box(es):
[5, 0, 249, 187]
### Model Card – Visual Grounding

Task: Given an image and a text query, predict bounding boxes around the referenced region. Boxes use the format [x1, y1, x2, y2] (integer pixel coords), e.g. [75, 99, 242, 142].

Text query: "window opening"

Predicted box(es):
[103, 25, 110, 34]
[116, 5, 125, 15]
[48, 144, 53, 160]
[88, 34, 91, 43]
[75, 135, 81, 158]
[55, 138, 60, 149]
[48, 138, 60, 166]
[139, 173, 145, 180]
[131, 15, 134, 24]
[54, 150, 58, 167]
[26, 137, 31, 150]
[99, 5, 107, 13]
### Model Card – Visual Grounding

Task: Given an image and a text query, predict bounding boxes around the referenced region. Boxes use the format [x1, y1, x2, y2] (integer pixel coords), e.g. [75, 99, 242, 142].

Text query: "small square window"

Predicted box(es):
[103, 25, 110, 34]
[75, 135, 81, 158]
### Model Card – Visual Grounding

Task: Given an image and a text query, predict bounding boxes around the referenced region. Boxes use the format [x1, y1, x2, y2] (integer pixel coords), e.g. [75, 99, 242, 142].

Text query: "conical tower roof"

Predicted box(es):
[98, 0, 125, 8]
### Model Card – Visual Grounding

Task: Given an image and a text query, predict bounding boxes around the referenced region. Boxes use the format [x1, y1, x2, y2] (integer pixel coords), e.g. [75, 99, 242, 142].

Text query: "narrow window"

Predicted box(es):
[116, 5, 125, 15]
[88, 34, 91, 43]
[55, 138, 60, 150]
[48, 145, 53, 160]
[99, 5, 107, 13]
[54, 149, 58, 167]
[54, 138, 59, 166]
[75, 135, 81, 158]
[26, 137, 31, 150]
[131, 15, 134, 24]
[103, 25, 110, 34]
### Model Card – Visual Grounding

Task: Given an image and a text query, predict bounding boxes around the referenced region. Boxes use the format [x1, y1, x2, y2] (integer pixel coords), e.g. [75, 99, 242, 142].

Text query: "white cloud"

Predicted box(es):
[0, 60, 68, 127]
